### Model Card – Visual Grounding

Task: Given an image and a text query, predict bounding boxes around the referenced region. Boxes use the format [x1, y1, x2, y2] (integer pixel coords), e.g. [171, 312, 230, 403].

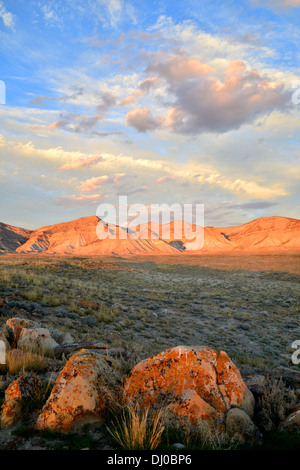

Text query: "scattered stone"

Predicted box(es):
[124, 346, 255, 428]
[36, 348, 121, 432]
[171, 443, 186, 449]
[1, 373, 44, 428]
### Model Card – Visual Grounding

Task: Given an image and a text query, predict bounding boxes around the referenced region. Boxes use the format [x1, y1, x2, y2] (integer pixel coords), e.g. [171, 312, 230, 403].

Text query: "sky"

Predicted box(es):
[0, 0, 299, 230]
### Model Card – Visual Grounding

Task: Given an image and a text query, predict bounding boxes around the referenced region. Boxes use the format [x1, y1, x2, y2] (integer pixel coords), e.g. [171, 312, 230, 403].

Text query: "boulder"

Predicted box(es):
[35, 348, 121, 432]
[18, 328, 59, 355]
[280, 407, 300, 430]
[4, 317, 36, 347]
[124, 346, 255, 427]
[1, 373, 44, 428]
[225, 408, 262, 446]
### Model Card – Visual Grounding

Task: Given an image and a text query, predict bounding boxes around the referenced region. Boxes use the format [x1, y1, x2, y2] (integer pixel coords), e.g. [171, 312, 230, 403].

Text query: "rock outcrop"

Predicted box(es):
[36, 349, 121, 432]
[124, 346, 255, 427]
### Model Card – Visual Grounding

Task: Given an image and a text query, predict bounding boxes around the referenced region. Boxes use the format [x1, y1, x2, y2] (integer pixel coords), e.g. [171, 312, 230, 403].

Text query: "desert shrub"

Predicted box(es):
[256, 377, 298, 431]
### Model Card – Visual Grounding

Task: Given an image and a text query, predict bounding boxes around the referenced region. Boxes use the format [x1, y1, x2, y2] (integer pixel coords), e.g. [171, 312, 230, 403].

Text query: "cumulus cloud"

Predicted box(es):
[138, 57, 290, 134]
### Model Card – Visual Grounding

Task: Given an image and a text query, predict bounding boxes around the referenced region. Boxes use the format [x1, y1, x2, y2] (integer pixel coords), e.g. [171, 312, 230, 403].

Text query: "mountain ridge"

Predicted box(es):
[0, 215, 299, 255]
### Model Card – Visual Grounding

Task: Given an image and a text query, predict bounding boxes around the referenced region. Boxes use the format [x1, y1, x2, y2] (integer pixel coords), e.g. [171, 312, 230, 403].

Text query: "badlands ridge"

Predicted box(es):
[0, 215, 299, 255]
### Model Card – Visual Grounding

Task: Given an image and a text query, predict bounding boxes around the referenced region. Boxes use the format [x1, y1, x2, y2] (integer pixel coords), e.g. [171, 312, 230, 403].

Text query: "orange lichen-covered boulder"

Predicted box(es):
[4, 317, 36, 347]
[1, 373, 44, 428]
[35, 349, 121, 432]
[124, 346, 254, 426]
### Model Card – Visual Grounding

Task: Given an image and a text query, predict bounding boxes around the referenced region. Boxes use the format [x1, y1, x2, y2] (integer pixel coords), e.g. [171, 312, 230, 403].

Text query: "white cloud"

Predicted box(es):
[0, 1, 14, 29]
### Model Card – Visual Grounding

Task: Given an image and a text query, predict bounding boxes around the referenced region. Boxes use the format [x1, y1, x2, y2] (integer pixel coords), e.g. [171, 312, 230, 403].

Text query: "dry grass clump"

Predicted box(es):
[96, 304, 120, 323]
[4, 349, 48, 375]
[107, 403, 166, 450]
[256, 377, 298, 431]
[179, 421, 239, 450]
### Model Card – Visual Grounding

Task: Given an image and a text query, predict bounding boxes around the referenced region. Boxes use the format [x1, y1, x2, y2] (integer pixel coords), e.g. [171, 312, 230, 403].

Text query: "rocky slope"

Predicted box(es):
[0, 215, 298, 255]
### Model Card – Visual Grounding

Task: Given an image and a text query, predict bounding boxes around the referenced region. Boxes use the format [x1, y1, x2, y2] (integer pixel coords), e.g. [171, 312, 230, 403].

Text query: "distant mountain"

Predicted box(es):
[0, 215, 299, 255]
[0, 222, 32, 253]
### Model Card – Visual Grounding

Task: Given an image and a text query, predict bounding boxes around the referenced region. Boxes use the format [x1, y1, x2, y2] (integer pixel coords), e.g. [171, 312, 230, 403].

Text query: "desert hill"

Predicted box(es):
[0, 215, 298, 255]
[0, 222, 32, 253]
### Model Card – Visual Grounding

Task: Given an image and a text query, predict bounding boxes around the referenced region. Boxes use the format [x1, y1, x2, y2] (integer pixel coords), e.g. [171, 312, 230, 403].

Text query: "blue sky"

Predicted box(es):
[0, 0, 299, 229]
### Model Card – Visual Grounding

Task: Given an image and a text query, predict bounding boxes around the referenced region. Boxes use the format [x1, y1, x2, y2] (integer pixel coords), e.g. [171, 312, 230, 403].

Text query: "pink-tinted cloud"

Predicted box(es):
[78, 173, 126, 192]
[121, 90, 143, 106]
[113, 173, 126, 183]
[146, 55, 214, 83]
[47, 121, 59, 130]
[156, 175, 178, 183]
[59, 155, 103, 170]
[126, 107, 161, 133]
[78, 176, 109, 192]
[53, 194, 104, 206]
[125, 57, 290, 135]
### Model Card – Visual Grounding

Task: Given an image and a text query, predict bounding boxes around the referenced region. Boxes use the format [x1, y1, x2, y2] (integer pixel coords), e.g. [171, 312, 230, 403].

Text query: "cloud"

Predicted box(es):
[120, 79, 159, 106]
[126, 107, 161, 133]
[252, 0, 300, 8]
[234, 200, 280, 210]
[78, 175, 109, 192]
[0, 134, 290, 201]
[146, 55, 214, 83]
[78, 173, 126, 192]
[156, 175, 178, 183]
[139, 78, 160, 92]
[59, 155, 103, 170]
[53, 194, 104, 206]
[121, 90, 143, 106]
[117, 185, 148, 195]
[0, 1, 14, 29]
[142, 57, 290, 134]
